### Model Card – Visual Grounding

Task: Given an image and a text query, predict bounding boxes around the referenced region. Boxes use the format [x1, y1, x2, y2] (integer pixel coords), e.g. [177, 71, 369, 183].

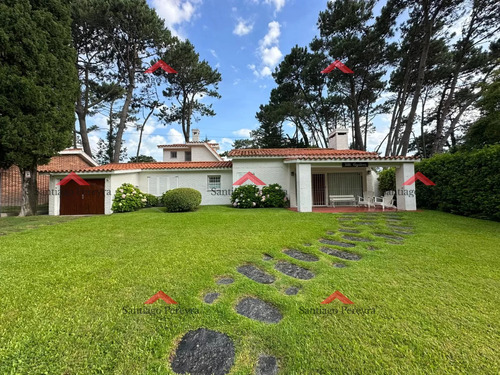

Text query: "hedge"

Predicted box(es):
[415, 145, 500, 221]
[161, 188, 202, 212]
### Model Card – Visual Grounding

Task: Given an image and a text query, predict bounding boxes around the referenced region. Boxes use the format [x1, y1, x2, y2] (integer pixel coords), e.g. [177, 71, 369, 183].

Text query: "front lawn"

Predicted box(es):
[0, 207, 499, 374]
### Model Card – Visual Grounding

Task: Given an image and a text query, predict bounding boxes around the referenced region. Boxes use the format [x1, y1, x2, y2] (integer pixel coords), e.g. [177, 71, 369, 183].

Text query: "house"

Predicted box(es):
[0, 148, 98, 215]
[46, 129, 418, 215]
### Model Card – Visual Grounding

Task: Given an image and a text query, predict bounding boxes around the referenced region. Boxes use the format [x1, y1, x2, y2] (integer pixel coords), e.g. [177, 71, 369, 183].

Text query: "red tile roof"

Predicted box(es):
[228, 148, 417, 160]
[43, 161, 233, 173]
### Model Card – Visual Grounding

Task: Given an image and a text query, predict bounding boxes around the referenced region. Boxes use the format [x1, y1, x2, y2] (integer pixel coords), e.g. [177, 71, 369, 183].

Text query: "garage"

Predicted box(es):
[60, 179, 105, 215]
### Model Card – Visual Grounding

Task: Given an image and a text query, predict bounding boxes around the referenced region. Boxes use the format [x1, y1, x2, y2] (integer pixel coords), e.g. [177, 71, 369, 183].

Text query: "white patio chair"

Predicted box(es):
[357, 191, 375, 208]
[374, 194, 396, 211]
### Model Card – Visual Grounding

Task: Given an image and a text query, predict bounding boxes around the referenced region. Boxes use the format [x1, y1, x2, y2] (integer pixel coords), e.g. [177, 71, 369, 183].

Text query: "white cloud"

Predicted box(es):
[261, 46, 282, 67]
[233, 18, 254, 36]
[249, 21, 283, 78]
[232, 128, 253, 138]
[209, 49, 218, 58]
[260, 21, 280, 47]
[151, 0, 202, 38]
[264, 0, 286, 12]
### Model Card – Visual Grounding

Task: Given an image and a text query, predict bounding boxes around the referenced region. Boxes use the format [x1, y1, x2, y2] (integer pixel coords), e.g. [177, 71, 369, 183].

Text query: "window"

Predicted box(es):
[170, 151, 177, 159]
[208, 175, 221, 190]
[185, 151, 191, 161]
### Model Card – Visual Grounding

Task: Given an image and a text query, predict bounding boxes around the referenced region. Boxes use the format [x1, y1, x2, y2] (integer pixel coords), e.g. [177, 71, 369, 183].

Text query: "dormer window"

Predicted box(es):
[170, 151, 177, 159]
[185, 151, 191, 161]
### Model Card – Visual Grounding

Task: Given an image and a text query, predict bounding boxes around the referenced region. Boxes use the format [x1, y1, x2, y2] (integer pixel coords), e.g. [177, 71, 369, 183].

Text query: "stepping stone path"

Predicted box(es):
[392, 230, 413, 235]
[204, 292, 220, 304]
[333, 263, 346, 268]
[373, 233, 404, 241]
[319, 238, 355, 248]
[367, 246, 378, 251]
[388, 225, 413, 230]
[320, 247, 361, 261]
[338, 217, 352, 221]
[303, 243, 312, 247]
[262, 254, 273, 261]
[285, 286, 300, 295]
[237, 265, 276, 284]
[358, 222, 376, 225]
[326, 231, 335, 235]
[338, 228, 360, 234]
[216, 277, 234, 285]
[275, 261, 315, 280]
[256, 355, 279, 375]
[283, 249, 319, 262]
[342, 235, 373, 242]
[171, 328, 235, 375]
[236, 297, 283, 324]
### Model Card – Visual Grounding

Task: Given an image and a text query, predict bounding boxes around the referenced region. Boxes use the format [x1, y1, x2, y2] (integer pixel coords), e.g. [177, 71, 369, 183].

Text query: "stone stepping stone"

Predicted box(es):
[392, 230, 413, 235]
[216, 277, 234, 285]
[333, 263, 346, 268]
[284, 286, 300, 295]
[283, 249, 319, 262]
[274, 261, 315, 280]
[256, 355, 278, 375]
[236, 297, 282, 324]
[367, 246, 378, 251]
[319, 238, 355, 248]
[358, 222, 376, 225]
[320, 247, 361, 261]
[237, 265, 275, 284]
[342, 235, 373, 242]
[388, 225, 413, 230]
[171, 328, 235, 375]
[326, 231, 335, 235]
[338, 228, 360, 234]
[204, 292, 220, 304]
[303, 243, 312, 247]
[373, 233, 404, 241]
[262, 254, 273, 261]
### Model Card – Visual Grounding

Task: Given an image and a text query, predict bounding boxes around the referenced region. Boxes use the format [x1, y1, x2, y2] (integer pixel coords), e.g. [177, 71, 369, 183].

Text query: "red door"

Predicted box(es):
[60, 179, 105, 215]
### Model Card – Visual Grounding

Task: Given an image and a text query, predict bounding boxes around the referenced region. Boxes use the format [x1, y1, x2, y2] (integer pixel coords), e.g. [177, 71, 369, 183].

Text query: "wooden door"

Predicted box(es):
[60, 179, 105, 215]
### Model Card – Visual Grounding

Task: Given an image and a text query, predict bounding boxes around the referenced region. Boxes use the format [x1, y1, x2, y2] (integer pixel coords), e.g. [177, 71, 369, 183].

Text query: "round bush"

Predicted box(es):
[144, 194, 159, 207]
[231, 185, 261, 208]
[261, 183, 288, 208]
[161, 188, 202, 212]
[112, 183, 146, 213]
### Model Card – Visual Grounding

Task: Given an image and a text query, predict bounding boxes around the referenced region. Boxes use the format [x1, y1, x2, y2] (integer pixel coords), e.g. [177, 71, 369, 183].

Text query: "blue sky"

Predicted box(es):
[87, 0, 389, 161]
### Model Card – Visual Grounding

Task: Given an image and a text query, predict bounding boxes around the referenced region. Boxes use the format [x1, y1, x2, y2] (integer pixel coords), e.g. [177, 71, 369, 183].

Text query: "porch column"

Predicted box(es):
[395, 163, 417, 211]
[296, 163, 312, 212]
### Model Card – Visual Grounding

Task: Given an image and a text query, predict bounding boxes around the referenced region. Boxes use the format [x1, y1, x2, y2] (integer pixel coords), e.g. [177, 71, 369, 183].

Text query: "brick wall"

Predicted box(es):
[0, 153, 95, 213]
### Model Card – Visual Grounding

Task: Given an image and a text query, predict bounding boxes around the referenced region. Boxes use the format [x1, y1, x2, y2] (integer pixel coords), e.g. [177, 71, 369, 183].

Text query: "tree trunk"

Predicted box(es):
[19, 166, 38, 217]
[113, 82, 134, 163]
[349, 77, 364, 150]
[76, 110, 92, 157]
[136, 106, 155, 158]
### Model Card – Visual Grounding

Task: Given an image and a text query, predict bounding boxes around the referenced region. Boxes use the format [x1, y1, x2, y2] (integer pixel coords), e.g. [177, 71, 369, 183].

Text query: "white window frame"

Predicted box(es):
[207, 175, 221, 191]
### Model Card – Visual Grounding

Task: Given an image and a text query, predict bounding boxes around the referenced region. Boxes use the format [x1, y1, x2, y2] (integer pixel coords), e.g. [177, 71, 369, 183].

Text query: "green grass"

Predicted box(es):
[0, 207, 499, 374]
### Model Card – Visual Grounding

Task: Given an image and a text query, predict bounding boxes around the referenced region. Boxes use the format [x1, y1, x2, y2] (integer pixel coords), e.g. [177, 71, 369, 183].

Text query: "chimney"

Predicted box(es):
[192, 128, 200, 142]
[328, 128, 349, 150]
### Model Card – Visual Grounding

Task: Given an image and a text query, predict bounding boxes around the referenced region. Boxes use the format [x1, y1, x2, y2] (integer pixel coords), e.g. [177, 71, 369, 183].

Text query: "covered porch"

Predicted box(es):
[288, 158, 418, 213]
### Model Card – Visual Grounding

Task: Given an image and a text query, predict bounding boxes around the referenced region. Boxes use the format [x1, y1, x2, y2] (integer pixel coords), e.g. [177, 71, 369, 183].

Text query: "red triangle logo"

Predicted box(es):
[144, 60, 178, 74]
[144, 290, 178, 304]
[56, 172, 90, 186]
[321, 60, 354, 74]
[403, 172, 435, 186]
[233, 172, 266, 186]
[321, 291, 354, 304]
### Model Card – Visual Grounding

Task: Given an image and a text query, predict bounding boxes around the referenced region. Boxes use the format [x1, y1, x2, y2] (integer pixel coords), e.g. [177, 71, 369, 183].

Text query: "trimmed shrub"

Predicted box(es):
[261, 183, 288, 208]
[378, 167, 396, 194]
[144, 194, 159, 207]
[231, 185, 262, 208]
[112, 183, 146, 213]
[416, 145, 500, 221]
[161, 188, 202, 212]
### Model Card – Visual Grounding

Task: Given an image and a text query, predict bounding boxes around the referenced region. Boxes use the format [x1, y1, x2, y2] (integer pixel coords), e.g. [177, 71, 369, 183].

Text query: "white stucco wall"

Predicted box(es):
[191, 145, 219, 162]
[137, 169, 233, 205]
[163, 149, 186, 162]
[231, 158, 292, 203]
